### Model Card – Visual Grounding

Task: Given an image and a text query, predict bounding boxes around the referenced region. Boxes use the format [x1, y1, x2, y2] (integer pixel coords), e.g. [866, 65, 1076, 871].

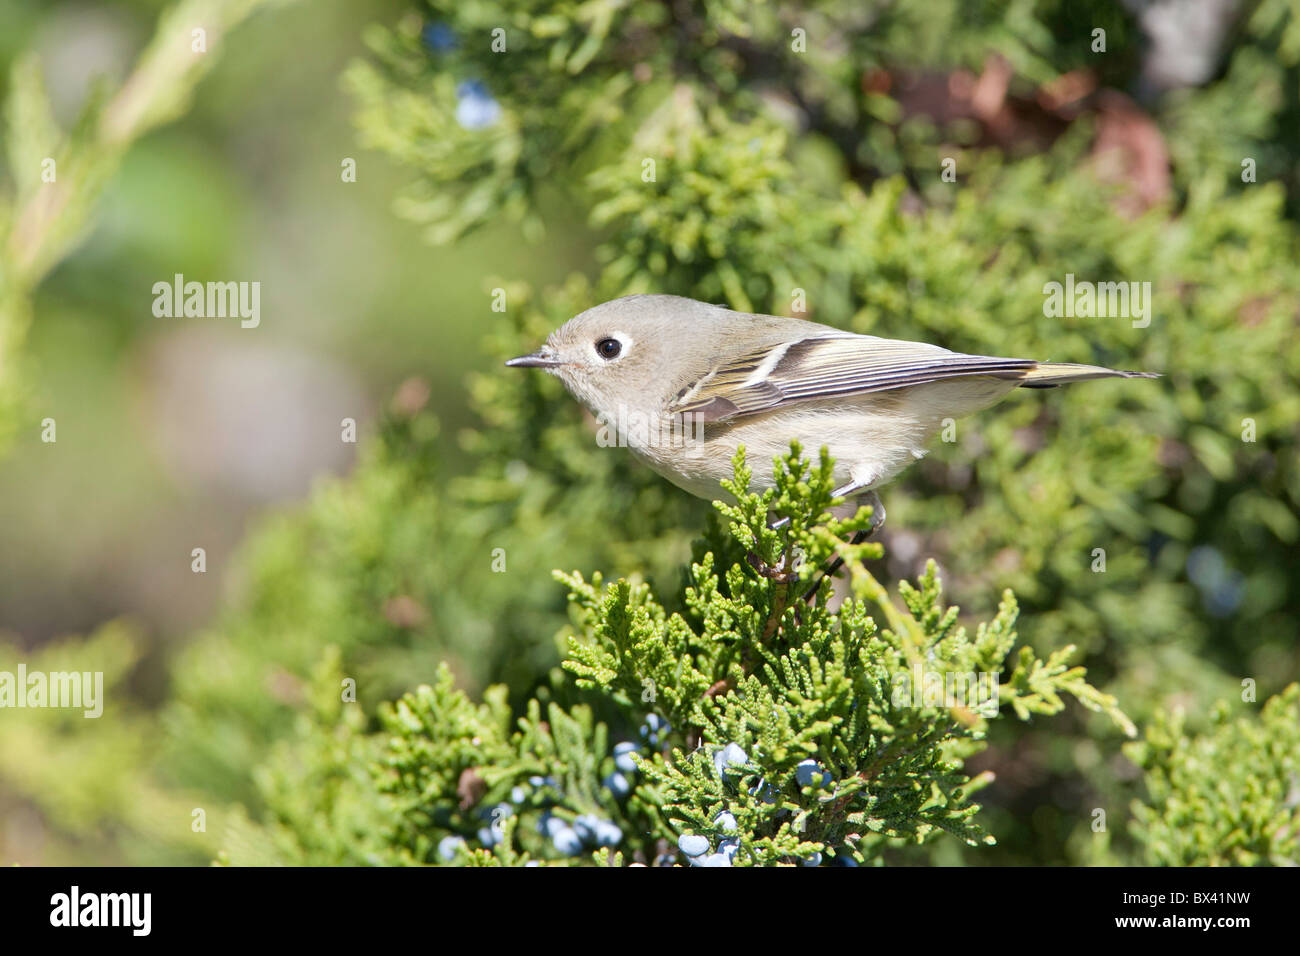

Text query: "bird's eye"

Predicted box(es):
[596, 337, 622, 360]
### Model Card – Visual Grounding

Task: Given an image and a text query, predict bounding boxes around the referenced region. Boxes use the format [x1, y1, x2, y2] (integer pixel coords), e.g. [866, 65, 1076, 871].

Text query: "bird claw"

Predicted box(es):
[762, 489, 885, 599]
[800, 491, 886, 603]
[746, 550, 798, 582]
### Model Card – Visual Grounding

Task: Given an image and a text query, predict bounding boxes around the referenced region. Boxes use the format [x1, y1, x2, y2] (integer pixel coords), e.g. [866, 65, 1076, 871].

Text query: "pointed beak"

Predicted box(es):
[505, 349, 561, 369]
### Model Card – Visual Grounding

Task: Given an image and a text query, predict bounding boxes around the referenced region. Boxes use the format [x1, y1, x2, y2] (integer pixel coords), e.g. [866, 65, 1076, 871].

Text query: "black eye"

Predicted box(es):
[596, 338, 622, 359]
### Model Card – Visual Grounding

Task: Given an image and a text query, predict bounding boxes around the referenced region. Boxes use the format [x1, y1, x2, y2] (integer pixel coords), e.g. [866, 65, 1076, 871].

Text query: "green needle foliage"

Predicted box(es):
[1126, 684, 1300, 867]
[220, 444, 1136, 866]
[557, 444, 1132, 864]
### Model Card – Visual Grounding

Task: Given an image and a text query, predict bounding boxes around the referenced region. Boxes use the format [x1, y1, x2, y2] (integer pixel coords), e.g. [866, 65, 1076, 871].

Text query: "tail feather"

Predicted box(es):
[1017, 362, 1159, 388]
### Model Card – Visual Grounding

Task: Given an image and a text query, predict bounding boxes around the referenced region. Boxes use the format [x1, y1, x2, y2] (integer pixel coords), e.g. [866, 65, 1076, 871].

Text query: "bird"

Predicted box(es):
[506, 294, 1157, 531]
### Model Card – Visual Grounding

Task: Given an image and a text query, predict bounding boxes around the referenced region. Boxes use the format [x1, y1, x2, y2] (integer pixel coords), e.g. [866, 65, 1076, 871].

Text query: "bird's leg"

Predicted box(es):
[762, 483, 882, 596]
[745, 551, 798, 582]
[861, 489, 886, 535]
[801, 490, 885, 603]
[759, 483, 858, 578]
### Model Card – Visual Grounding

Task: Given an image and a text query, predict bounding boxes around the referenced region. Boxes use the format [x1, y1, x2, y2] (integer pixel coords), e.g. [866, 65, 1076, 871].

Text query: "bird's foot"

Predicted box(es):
[746, 550, 798, 583]
[800, 491, 885, 603]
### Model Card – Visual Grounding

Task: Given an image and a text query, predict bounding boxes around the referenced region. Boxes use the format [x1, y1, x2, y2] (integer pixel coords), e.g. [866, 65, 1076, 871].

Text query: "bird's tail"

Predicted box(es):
[1017, 362, 1160, 389]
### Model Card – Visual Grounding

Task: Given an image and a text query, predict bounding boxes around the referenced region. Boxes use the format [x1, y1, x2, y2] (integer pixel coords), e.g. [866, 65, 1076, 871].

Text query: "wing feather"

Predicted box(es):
[670, 335, 1035, 421]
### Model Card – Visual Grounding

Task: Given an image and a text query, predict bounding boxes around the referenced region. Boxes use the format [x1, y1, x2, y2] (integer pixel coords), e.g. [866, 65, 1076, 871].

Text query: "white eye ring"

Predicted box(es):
[594, 333, 631, 361]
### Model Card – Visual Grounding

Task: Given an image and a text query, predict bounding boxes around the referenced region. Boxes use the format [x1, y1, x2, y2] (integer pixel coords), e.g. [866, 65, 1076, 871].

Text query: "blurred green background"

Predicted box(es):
[0, 0, 589, 645]
[0, 0, 1297, 865]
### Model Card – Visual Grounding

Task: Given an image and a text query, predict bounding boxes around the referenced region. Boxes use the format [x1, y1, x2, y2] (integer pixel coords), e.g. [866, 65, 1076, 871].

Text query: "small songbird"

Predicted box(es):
[507, 294, 1157, 529]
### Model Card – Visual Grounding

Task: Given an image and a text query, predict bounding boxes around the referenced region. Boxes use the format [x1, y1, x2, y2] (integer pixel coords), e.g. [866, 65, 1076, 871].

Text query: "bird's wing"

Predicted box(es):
[668, 334, 1036, 422]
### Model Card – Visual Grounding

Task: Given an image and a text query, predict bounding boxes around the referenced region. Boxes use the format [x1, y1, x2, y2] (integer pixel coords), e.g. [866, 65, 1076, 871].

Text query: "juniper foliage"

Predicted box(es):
[219, 444, 1132, 866]
[1126, 684, 1300, 867]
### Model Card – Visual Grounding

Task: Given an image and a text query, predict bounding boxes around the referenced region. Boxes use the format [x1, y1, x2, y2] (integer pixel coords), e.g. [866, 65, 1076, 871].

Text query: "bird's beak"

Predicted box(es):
[505, 349, 561, 369]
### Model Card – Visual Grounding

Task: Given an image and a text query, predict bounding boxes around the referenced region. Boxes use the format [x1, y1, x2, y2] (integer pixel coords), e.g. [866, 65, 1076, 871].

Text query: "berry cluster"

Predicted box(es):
[437, 722, 662, 863]
[669, 743, 862, 866]
[677, 809, 742, 867]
